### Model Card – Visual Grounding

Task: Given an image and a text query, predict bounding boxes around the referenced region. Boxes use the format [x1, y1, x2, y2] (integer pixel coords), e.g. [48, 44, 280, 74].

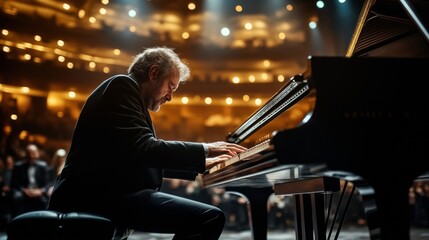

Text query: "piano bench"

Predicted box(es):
[6, 210, 133, 240]
[274, 175, 341, 195]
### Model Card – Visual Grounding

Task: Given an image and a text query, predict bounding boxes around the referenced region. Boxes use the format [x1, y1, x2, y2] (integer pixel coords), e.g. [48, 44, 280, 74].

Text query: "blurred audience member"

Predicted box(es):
[1, 154, 15, 197]
[10, 144, 51, 217]
[50, 148, 67, 177]
[1, 154, 15, 230]
[47, 148, 67, 197]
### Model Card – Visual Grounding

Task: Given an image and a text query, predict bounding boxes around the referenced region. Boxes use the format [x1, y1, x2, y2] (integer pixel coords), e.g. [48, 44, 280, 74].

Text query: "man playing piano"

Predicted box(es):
[47, 46, 246, 239]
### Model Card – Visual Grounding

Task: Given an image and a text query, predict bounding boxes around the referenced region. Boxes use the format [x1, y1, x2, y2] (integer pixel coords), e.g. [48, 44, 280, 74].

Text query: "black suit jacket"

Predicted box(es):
[48, 75, 205, 213]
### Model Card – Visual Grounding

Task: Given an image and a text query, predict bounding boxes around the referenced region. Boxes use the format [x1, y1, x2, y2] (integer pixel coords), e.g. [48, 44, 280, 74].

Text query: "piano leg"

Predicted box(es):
[293, 193, 327, 240]
[225, 186, 273, 240]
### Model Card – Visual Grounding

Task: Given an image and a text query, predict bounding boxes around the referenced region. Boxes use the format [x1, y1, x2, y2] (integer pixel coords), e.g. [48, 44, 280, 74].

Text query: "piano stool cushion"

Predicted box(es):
[6, 210, 133, 240]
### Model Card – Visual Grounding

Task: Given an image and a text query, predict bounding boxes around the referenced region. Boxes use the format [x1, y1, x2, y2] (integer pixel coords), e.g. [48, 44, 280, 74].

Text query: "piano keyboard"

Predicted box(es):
[209, 139, 273, 173]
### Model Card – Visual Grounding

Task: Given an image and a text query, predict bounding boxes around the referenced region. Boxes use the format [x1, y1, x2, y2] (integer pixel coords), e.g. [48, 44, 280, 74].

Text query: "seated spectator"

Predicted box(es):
[10, 144, 51, 217]
[47, 148, 67, 197]
[0, 154, 15, 229]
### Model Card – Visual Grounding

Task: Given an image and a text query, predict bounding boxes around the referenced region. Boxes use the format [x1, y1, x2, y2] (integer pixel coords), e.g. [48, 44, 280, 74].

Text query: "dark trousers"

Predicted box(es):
[113, 189, 226, 240]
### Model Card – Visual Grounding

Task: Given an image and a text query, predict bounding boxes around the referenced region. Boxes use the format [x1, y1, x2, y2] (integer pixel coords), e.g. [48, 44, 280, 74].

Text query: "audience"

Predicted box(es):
[0, 143, 428, 235]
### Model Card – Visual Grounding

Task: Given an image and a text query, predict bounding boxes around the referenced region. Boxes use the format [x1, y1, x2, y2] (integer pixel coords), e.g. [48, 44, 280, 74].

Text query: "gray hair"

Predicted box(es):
[128, 46, 190, 84]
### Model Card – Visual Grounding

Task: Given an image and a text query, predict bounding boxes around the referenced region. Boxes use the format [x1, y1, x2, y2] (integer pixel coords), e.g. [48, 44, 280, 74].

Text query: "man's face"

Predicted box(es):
[26, 145, 39, 163]
[145, 66, 180, 112]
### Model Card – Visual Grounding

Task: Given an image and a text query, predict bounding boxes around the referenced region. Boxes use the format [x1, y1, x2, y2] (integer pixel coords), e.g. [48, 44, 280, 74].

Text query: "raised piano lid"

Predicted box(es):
[226, 75, 313, 144]
[346, 0, 429, 57]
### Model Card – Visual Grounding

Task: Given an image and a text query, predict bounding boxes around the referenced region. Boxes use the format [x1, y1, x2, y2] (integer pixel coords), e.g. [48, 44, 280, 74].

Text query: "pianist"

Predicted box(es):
[47, 46, 246, 240]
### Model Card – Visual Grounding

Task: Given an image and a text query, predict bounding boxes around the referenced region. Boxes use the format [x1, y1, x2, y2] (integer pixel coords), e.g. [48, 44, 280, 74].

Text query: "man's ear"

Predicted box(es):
[149, 65, 159, 81]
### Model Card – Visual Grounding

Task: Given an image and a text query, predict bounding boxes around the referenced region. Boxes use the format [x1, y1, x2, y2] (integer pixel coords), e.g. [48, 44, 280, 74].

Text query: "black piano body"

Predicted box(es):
[202, 0, 429, 239]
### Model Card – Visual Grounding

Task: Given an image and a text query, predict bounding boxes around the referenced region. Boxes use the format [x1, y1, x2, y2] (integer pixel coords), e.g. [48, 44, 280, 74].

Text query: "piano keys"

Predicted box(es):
[208, 138, 273, 174]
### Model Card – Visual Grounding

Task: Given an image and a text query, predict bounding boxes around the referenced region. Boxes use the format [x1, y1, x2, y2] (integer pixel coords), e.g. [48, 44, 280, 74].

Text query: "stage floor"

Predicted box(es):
[1, 226, 428, 239]
[126, 227, 429, 240]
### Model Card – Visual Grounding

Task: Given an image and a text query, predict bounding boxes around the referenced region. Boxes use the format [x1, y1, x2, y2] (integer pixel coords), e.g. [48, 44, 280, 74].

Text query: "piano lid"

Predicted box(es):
[346, 0, 429, 57]
[226, 75, 313, 144]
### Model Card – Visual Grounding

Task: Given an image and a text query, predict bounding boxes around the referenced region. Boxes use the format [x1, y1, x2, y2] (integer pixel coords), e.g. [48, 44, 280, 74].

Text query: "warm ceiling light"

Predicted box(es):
[10, 114, 18, 120]
[33, 45, 44, 51]
[278, 32, 286, 40]
[63, 3, 70, 11]
[2, 46, 10, 52]
[67, 62, 74, 69]
[235, 5, 243, 12]
[204, 97, 212, 105]
[58, 56, 65, 62]
[242, 95, 250, 102]
[129, 26, 136, 32]
[255, 98, 262, 105]
[89, 17, 96, 23]
[68, 91, 76, 98]
[78, 10, 85, 18]
[232, 77, 240, 84]
[248, 75, 256, 82]
[16, 43, 25, 49]
[226, 97, 233, 105]
[57, 40, 64, 46]
[244, 23, 252, 30]
[113, 49, 121, 55]
[21, 87, 30, 93]
[23, 54, 31, 60]
[19, 130, 28, 139]
[1, 29, 9, 36]
[188, 3, 196, 10]
[181, 97, 189, 104]
[286, 4, 294, 11]
[103, 67, 110, 73]
[24, 42, 33, 48]
[99, 8, 107, 15]
[34, 35, 42, 41]
[101, 0, 109, 4]
[89, 62, 96, 68]
[261, 73, 268, 81]
[182, 32, 190, 39]
[263, 60, 270, 67]
[277, 75, 285, 82]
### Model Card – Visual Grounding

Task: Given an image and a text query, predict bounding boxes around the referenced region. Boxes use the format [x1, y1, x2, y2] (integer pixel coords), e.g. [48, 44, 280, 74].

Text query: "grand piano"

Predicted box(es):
[202, 0, 429, 239]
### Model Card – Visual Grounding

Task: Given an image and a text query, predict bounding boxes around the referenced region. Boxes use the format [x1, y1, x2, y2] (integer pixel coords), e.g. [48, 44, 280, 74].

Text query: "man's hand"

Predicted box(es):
[22, 188, 44, 198]
[206, 141, 247, 158]
[205, 154, 232, 170]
